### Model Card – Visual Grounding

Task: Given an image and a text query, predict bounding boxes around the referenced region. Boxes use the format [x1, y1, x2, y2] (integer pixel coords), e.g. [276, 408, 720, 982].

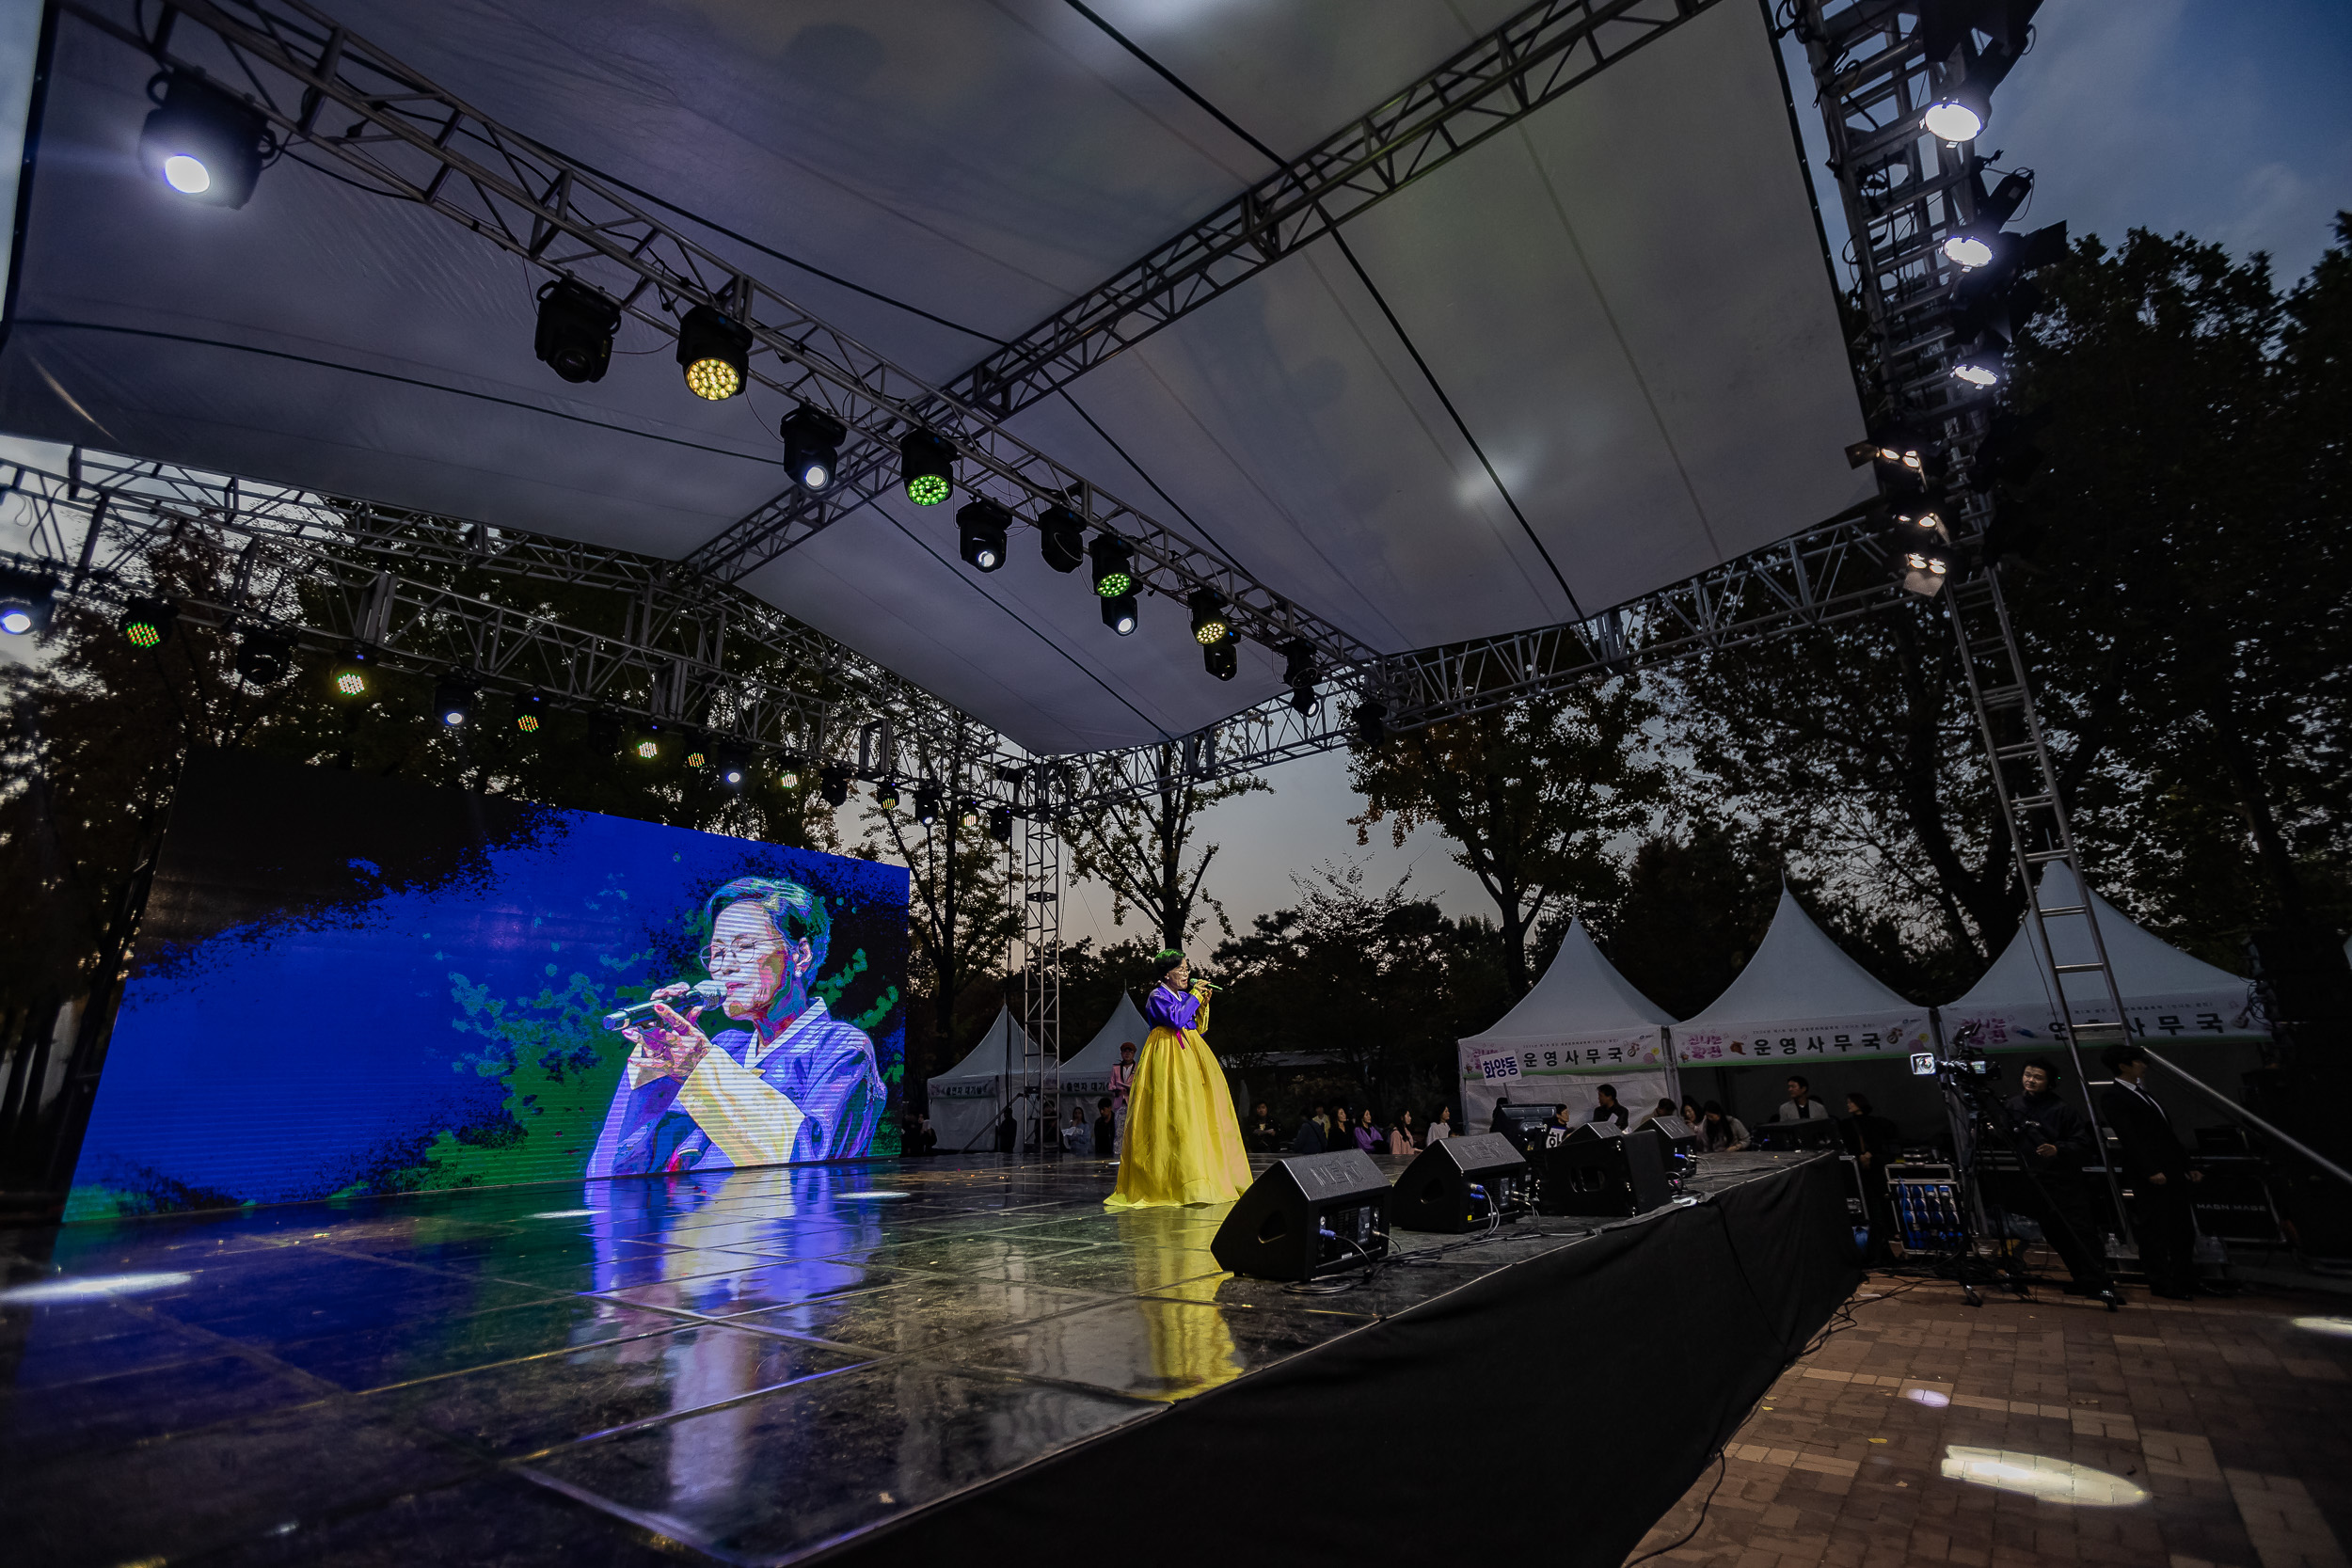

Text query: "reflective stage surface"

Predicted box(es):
[0, 1153, 1808, 1566]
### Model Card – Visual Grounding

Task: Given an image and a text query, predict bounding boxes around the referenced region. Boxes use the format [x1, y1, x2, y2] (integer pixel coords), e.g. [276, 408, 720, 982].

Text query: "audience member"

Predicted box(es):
[1352, 1108, 1381, 1153]
[1060, 1104, 1091, 1155]
[2100, 1044, 2202, 1299]
[1389, 1110, 1420, 1159]
[1696, 1101, 1748, 1152]
[1589, 1084, 1629, 1129]
[1427, 1106, 1454, 1143]
[1244, 1100, 1282, 1153]
[1770, 1075, 1825, 1122]
[1109, 1041, 1137, 1157]
[1091, 1097, 1115, 1159]
[1292, 1105, 1327, 1154]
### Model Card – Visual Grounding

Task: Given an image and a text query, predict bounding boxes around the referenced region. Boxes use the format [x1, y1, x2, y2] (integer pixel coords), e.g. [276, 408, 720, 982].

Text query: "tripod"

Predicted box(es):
[1940, 1060, 2122, 1312]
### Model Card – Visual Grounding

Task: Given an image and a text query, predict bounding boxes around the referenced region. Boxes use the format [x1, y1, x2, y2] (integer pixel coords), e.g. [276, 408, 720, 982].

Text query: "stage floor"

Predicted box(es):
[1, 1150, 1835, 1566]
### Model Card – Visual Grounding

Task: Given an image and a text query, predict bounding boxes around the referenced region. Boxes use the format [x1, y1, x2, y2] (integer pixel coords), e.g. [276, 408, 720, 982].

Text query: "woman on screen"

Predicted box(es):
[1104, 949, 1249, 1209]
[587, 877, 883, 1178]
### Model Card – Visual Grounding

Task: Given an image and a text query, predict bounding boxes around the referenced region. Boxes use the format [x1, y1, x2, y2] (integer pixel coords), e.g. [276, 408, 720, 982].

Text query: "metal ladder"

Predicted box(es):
[1945, 568, 2137, 1248]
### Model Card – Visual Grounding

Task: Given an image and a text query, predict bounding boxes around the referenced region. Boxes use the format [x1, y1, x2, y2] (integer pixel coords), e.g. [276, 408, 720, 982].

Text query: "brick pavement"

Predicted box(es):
[1624, 1265, 2352, 1568]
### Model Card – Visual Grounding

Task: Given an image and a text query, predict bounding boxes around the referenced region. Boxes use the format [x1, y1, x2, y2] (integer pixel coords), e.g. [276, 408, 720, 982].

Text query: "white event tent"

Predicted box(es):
[1672, 889, 1933, 1070]
[1458, 918, 1677, 1130]
[1941, 864, 2260, 1049]
[1057, 992, 1152, 1101]
[923, 1006, 1036, 1153]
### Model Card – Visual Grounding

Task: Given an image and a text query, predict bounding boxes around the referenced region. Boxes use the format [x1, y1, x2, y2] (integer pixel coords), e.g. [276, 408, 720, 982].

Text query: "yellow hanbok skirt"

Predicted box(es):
[1104, 1022, 1249, 1209]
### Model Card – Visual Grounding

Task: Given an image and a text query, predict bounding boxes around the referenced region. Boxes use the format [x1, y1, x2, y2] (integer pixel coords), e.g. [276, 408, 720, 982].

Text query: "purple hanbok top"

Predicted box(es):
[587, 998, 883, 1178]
[1146, 985, 1201, 1034]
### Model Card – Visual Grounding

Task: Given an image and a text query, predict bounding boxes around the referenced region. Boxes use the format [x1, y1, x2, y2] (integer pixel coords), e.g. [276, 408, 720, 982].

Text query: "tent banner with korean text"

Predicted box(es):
[1672, 1012, 1934, 1068]
[1462, 1029, 1672, 1089]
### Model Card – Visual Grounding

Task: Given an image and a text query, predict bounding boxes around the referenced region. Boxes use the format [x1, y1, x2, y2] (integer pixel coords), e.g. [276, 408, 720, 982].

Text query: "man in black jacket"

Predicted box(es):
[1997, 1059, 2116, 1296]
[2099, 1043, 2202, 1298]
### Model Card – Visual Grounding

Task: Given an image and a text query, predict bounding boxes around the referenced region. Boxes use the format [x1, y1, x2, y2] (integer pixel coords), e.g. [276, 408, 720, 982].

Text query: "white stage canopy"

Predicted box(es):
[923, 1005, 1034, 1152]
[1673, 889, 1933, 1068]
[1058, 992, 1151, 1101]
[1941, 864, 2261, 1049]
[4, 0, 1869, 755]
[1458, 917, 1676, 1128]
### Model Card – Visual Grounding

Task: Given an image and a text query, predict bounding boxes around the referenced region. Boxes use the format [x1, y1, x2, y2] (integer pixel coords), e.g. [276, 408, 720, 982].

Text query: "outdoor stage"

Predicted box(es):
[2, 1151, 1857, 1567]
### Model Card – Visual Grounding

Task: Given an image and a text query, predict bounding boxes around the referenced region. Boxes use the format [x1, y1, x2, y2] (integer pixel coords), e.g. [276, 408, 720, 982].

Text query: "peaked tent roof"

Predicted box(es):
[1679, 888, 1916, 1029]
[927, 1006, 1035, 1087]
[1062, 992, 1151, 1076]
[1947, 864, 2248, 1012]
[1460, 918, 1675, 1046]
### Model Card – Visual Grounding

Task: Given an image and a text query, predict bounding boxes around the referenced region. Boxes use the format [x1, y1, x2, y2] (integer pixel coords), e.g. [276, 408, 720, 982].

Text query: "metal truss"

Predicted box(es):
[1052, 506, 1906, 812]
[704, 0, 1731, 581]
[1010, 801, 1062, 1155]
[61, 0, 1374, 673]
[0, 448, 1027, 790]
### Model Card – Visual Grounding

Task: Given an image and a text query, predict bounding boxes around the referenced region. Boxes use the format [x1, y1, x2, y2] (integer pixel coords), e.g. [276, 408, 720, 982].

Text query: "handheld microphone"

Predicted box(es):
[601, 980, 726, 1033]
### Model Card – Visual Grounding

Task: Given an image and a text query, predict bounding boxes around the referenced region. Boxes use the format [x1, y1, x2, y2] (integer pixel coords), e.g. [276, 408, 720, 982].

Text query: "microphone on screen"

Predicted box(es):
[600, 980, 727, 1033]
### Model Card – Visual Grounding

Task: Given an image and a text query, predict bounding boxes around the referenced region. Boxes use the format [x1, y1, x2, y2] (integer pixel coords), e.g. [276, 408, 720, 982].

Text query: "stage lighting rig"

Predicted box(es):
[874, 779, 901, 813]
[780, 405, 846, 493]
[683, 739, 709, 769]
[1037, 504, 1087, 573]
[958, 499, 1010, 572]
[956, 798, 980, 829]
[1940, 170, 2035, 270]
[819, 764, 850, 807]
[433, 676, 477, 727]
[1089, 535, 1135, 599]
[119, 597, 178, 649]
[533, 279, 621, 384]
[516, 693, 546, 734]
[1188, 589, 1232, 647]
[715, 745, 749, 788]
[775, 756, 803, 790]
[231, 628, 294, 684]
[987, 805, 1014, 844]
[1281, 640, 1318, 713]
[634, 736, 661, 761]
[0, 567, 56, 636]
[899, 431, 955, 507]
[1949, 349, 2002, 388]
[1205, 640, 1238, 681]
[140, 71, 273, 209]
[676, 306, 751, 401]
[914, 783, 941, 826]
[1101, 593, 1138, 636]
[1353, 699, 1389, 745]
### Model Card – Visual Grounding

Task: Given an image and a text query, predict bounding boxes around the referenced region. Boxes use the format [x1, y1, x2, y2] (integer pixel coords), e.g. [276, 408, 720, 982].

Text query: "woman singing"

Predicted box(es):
[1104, 950, 1250, 1209]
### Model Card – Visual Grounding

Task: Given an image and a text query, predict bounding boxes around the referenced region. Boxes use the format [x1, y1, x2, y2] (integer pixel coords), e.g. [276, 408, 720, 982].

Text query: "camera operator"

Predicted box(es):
[2099, 1043, 2202, 1300]
[1995, 1058, 2117, 1298]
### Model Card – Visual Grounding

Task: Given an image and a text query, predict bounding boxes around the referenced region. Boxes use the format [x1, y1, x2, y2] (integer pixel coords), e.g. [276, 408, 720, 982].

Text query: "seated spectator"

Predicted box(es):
[1244, 1100, 1283, 1153]
[1352, 1108, 1381, 1153]
[1427, 1106, 1454, 1143]
[1589, 1085, 1630, 1129]
[1695, 1101, 1749, 1152]
[1389, 1110, 1420, 1159]
[1091, 1097, 1116, 1159]
[1770, 1075, 1827, 1122]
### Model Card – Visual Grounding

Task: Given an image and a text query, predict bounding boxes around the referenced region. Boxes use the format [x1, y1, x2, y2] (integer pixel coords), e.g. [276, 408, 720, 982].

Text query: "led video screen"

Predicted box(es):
[67, 750, 908, 1220]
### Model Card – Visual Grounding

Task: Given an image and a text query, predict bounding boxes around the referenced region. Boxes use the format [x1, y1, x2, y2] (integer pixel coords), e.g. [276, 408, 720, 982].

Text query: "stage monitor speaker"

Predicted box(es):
[1750, 1117, 1842, 1151]
[1536, 1126, 1673, 1217]
[1390, 1133, 1530, 1233]
[1487, 1102, 1563, 1152]
[1210, 1150, 1391, 1281]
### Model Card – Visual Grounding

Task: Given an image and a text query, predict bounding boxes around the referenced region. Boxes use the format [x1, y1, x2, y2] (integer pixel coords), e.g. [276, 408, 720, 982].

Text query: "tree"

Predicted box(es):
[1348, 681, 1668, 996]
[1058, 743, 1266, 950]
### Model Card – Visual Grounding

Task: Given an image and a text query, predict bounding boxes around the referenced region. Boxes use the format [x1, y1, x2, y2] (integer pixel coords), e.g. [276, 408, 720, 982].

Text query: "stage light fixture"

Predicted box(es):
[231, 628, 294, 684]
[513, 692, 546, 735]
[676, 305, 752, 401]
[914, 784, 941, 825]
[780, 404, 846, 493]
[1353, 699, 1389, 746]
[433, 677, 476, 727]
[1089, 535, 1135, 598]
[119, 598, 177, 649]
[332, 667, 368, 698]
[516, 711, 540, 734]
[874, 780, 901, 812]
[778, 760, 803, 790]
[1187, 589, 1232, 647]
[1204, 639, 1238, 681]
[819, 764, 850, 807]
[1038, 505, 1087, 573]
[987, 805, 1014, 844]
[533, 278, 620, 384]
[899, 431, 955, 507]
[140, 71, 272, 209]
[957, 499, 1010, 572]
[635, 737, 660, 761]
[1943, 232, 1995, 269]
[1279, 639, 1315, 688]
[1900, 547, 1956, 598]
[0, 567, 57, 636]
[1949, 350, 2002, 388]
[684, 743, 708, 769]
[957, 798, 979, 829]
[715, 746, 749, 788]
[1290, 685, 1315, 715]
[1923, 78, 1992, 143]
[1101, 593, 1138, 636]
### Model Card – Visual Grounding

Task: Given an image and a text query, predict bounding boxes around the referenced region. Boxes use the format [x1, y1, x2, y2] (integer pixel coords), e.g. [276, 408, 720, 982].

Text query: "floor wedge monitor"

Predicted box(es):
[1211, 1150, 1391, 1281]
[1391, 1133, 1531, 1233]
[1536, 1124, 1673, 1217]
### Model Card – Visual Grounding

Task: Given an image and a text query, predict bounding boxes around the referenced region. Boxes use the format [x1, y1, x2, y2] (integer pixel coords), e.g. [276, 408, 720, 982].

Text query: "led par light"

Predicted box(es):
[676, 305, 752, 401]
[1089, 535, 1134, 598]
[119, 597, 178, 649]
[899, 431, 955, 506]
